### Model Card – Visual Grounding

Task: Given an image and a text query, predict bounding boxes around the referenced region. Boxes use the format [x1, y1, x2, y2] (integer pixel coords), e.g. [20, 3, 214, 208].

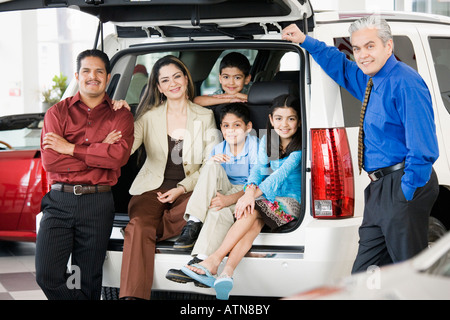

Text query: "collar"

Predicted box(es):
[224, 134, 251, 160]
[372, 54, 398, 90]
[68, 92, 82, 108]
[68, 92, 113, 110]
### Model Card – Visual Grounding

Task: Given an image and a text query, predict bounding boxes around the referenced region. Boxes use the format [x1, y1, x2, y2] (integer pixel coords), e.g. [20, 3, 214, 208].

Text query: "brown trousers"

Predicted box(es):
[119, 189, 190, 299]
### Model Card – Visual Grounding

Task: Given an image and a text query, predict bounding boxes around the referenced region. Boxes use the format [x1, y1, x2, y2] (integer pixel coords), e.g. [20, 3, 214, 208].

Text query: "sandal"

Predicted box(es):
[181, 264, 216, 288]
[214, 273, 233, 300]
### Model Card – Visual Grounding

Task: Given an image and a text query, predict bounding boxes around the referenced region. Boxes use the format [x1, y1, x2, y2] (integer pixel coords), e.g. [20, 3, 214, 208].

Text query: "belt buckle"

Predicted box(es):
[73, 185, 83, 196]
[368, 172, 379, 182]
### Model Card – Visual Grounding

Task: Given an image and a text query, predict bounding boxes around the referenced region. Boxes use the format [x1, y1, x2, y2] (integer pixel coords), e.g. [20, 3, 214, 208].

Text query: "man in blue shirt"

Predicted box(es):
[282, 16, 439, 273]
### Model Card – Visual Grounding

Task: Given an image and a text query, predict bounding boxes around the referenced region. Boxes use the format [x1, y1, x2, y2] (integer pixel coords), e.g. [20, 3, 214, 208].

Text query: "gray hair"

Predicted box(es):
[349, 15, 393, 49]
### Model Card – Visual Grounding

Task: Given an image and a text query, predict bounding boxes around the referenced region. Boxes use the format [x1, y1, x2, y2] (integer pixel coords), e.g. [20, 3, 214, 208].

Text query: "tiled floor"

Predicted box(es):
[0, 241, 46, 300]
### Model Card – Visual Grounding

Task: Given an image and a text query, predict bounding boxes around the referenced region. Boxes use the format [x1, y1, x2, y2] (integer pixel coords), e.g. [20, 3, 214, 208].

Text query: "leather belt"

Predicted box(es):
[51, 183, 111, 195]
[368, 161, 405, 182]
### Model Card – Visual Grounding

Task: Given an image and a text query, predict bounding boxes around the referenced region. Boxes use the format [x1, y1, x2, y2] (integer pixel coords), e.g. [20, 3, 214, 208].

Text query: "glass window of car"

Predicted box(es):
[125, 52, 179, 109]
[200, 49, 257, 96]
[429, 37, 450, 115]
[0, 114, 43, 150]
[279, 51, 300, 71]
[334, 36, 417, 127]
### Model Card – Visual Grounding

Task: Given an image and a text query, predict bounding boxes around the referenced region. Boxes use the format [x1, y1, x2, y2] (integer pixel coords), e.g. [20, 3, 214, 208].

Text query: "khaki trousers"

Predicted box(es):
[119, 189, 191, 299]
[185, 161, 242, 257]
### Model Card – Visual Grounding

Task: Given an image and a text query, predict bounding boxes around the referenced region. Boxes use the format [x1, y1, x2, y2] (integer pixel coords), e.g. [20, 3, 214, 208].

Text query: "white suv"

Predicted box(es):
[4, 0, 449, 299]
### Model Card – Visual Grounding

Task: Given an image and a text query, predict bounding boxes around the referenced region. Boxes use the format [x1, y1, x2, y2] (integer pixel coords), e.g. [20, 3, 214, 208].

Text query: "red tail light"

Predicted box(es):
[40, 165, 50, 196]
[311, 128, 354, 218]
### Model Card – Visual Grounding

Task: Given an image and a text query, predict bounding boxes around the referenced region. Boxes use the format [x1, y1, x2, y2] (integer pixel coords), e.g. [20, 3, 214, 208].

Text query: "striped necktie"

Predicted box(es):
[358, 77, 373, 174]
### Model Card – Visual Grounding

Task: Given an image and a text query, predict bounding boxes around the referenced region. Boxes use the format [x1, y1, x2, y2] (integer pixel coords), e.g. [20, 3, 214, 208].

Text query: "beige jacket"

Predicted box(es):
[129, 100, 219, 195]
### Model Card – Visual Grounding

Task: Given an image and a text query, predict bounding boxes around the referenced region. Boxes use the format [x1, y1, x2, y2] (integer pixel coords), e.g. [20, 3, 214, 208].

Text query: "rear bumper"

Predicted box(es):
[102, 216, 362, 298]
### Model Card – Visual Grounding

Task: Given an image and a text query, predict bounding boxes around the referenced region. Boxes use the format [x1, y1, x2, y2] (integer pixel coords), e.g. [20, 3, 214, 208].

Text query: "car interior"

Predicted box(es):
[110, 46, 306, 239]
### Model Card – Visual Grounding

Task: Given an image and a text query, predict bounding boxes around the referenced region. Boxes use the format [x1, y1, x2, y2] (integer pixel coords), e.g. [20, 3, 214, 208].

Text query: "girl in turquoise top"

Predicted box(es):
[181, 94, 302, 299]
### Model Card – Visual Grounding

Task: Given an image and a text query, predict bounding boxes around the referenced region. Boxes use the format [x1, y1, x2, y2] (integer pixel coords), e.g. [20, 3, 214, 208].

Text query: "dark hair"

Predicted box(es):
[135, 55, 195, 120]
[76, 49, 111, 74]
[219, 52, 251, 76]
[266, 94, 302, 159]
[219, 103, 251, 125]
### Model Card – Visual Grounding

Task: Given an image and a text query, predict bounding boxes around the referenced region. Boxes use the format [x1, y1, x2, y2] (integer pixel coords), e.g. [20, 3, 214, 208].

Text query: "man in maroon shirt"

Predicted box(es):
[35, 49, 134, 300]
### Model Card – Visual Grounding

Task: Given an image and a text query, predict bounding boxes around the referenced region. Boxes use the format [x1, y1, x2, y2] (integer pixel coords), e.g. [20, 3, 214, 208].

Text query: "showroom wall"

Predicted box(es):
[0, 8, 112, 117]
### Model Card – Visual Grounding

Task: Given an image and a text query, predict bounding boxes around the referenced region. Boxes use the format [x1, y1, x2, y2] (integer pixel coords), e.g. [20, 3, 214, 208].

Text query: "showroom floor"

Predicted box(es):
[0, 241, 46, 300]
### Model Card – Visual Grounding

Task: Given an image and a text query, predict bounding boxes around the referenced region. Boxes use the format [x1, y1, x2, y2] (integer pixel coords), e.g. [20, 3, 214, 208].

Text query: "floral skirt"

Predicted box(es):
[255, 196, 301, 231]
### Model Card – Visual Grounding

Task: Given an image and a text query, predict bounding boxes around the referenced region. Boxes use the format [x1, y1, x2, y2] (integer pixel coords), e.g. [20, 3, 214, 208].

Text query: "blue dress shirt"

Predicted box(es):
[210, 134, 259, 185]
[301, 35, 439, 200]
[246, 135, 302, 203]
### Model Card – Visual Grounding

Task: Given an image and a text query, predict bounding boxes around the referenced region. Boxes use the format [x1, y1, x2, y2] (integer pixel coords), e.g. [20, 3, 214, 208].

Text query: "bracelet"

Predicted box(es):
[243, 183, 259, 192]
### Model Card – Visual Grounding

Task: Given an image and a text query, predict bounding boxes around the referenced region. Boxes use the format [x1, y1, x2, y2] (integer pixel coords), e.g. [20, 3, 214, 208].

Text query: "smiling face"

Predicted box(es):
[269, 106, 300, 145]
[351, 27, 393, 77]
[157, 63, 189, 101]
[75, 56, 110, 99]
[219, 67, 251, 95]
[220, 113, 252, 148]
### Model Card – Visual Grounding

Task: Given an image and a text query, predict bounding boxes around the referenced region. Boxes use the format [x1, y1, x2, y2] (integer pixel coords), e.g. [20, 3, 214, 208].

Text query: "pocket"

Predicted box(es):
[135, 163, 151, 178]
[40, 192, 50, 213]
[40, 190, 60, 212]
[409, 170, 439, 203]
[392, 170, 408, 203]
[399, 184, 409, 203]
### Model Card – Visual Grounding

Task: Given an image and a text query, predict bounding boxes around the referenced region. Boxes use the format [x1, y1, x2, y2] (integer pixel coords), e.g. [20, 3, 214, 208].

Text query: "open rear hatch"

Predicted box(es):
[1, 0, 314, 245]
[0, 0, 314, 35]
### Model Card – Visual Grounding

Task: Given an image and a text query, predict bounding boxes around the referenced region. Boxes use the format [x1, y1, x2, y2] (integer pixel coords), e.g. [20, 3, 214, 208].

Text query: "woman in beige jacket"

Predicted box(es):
[119, 55, 219, 300]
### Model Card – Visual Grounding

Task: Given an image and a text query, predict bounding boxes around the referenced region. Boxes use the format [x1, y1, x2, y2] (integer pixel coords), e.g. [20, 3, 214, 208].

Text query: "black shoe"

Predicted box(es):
[173, 220, 202, 250]
[165, 257, 201, 283]
[165, 257, 209, 288]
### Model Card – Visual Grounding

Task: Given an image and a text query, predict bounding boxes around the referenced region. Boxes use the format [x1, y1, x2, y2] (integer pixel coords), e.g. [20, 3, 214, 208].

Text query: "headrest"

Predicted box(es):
[248, 81, 297, 105]
[273, 70, 299, 82]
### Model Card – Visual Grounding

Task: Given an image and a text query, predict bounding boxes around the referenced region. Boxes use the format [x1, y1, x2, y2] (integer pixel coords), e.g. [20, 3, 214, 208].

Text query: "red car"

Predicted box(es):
[0, 113, 48, 242]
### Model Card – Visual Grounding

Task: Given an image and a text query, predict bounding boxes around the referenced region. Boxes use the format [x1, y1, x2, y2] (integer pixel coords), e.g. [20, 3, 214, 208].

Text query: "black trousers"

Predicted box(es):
[35, 189, 115, 300]
[351, 168, 439, 274]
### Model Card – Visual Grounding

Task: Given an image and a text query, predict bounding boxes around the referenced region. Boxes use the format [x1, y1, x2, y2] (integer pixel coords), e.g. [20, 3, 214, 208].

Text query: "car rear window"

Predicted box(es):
[0, 127, 41, 150]
[429, 37, 450, 115]
[0, 115, 43, 150]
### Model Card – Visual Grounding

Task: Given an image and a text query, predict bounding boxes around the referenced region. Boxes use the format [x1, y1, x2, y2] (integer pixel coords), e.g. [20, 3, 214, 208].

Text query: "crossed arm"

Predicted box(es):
[43, 99, 130, 154]
[41, 100, 134, 173]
